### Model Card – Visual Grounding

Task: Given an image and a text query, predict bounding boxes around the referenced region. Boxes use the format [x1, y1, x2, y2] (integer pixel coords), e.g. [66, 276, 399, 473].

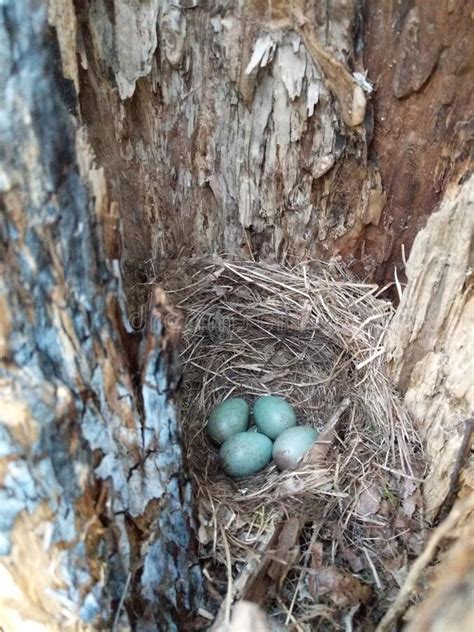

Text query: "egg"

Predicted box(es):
[253, 395, 297, 440]
[220, 432, 273, 478]
[272, 426, 319, 470]
[207, 398, 249, 444]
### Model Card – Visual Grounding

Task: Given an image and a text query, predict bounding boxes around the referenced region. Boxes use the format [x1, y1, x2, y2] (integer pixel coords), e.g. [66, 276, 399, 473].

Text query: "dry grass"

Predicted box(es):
[161, 256, 425, 628]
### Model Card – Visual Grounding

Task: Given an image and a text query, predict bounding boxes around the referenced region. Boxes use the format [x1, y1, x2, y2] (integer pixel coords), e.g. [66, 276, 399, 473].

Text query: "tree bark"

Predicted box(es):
[1, 0, 473, 629]
[363, 0, 473, 285]
[76, 0, 472, 293]
[387, 175, 474, 519]
[0, 2, 200, 630]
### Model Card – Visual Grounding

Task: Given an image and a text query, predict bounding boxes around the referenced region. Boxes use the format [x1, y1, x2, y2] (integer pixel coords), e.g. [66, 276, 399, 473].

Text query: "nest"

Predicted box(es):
[162, 257, 425, 629]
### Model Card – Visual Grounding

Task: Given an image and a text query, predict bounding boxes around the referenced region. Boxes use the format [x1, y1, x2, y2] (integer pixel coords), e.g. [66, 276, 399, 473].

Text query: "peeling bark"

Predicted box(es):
[1, 0, 473, 628]
[76, 0, 473, 294]
[77, 0, 378, 294]
[387, 175, 474, 518]
[363, 0, 474, 284]
[0, 1, 200, 629]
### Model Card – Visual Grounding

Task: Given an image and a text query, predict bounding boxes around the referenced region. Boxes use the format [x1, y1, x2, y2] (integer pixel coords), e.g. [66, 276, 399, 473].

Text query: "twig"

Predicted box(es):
[276, 596, 304, 632]
[363, 547, 383, 591]
[375, 497, 474, 632]
[343, 604, 360, 632]
[307, 397, 351, 464]
[112, 571, 132, 632]
[220, 524, 233, 628]
[286, 522, 322, 624]
[393, 266, 403, 302]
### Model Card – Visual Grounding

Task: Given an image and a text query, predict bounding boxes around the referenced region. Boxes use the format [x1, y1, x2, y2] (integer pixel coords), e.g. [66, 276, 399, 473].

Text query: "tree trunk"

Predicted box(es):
[1, 0, 472, 629]
[387, 175, 474, 519]
[76, 0, 472, 291]
[0, 2, 200, 630]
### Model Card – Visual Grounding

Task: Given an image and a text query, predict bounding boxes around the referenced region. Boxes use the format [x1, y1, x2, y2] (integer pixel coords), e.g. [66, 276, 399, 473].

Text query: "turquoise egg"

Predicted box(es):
[220, 432, 273, 478]
[253, 395, 297, 440]
[207, 398, 249, 445]
[272, 426, 319, 470]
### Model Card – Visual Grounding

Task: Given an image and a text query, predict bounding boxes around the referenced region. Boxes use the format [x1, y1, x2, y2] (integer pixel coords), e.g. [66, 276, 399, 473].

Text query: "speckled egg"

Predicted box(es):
[253, 395, 297, 440]
[272, 426, 319, 470]
[219, 432, 273, 478]
[207, 398, 249, 445]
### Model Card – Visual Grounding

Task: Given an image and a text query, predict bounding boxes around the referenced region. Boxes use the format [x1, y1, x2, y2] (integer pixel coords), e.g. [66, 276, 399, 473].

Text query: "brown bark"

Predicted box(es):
[77, 0, 375, 294]
[75, 1, 473, 295]
[363, 0, 474, 285]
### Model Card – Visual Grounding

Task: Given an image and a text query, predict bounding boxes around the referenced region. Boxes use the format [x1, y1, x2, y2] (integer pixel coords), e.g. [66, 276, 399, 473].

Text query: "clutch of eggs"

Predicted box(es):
[207, 395, 319, 477]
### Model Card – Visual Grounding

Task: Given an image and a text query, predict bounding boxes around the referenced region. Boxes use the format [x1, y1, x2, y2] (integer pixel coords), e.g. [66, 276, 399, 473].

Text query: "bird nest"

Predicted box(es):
[162, 257, 425, 630]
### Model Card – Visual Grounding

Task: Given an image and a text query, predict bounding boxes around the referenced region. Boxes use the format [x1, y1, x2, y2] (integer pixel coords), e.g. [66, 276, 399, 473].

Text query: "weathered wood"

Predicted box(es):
[0, 1, 200, 629]
[1, 0, 473, 628]
[77, 0, 375, 295]
[75, 1, 473, 294]
[387, 175, 474, 518]
[363, 0, 474, 285]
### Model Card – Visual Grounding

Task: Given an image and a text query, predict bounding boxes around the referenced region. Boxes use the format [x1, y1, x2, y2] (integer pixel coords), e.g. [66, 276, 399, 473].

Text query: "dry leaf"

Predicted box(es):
[354, 482, 382, 517]
[310, 542, 371, 607]
[310, 566, 372, 607]
[312, 541, 324, 567]
[341, 545, 367, 573]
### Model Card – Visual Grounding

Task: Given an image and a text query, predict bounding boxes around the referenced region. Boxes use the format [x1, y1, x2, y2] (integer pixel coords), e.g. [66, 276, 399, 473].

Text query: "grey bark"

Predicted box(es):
[0, 1, 201, 630]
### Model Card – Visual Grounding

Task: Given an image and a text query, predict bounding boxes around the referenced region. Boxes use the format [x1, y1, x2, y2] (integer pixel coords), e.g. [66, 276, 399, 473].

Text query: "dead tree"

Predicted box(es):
[1, 0, 472, 629]
[1, 2, 200, 629]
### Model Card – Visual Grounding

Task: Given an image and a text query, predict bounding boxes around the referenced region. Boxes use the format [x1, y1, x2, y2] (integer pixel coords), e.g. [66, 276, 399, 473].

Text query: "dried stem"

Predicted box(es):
[375, 496, 474, 632]
[160, 257, 424, 625]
